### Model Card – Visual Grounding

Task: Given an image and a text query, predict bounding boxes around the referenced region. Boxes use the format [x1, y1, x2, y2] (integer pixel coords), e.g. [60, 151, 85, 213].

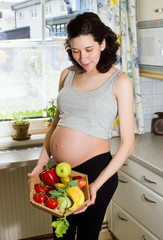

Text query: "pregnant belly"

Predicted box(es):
[50, 126, 110, 168]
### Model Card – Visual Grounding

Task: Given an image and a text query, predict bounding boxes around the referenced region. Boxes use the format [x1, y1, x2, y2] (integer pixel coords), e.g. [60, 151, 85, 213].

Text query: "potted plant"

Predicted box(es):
[43, 98, 57, 129]
[12, 112, 30, 140]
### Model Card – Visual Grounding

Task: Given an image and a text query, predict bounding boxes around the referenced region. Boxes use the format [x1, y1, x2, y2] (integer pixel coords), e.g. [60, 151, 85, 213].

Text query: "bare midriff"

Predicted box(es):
[50, 126, 110, 168]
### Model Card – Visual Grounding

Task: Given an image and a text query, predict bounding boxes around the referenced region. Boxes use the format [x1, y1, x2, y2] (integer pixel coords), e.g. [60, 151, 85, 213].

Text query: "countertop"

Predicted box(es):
[0, 132, 162, 176]
[110, 132, 163, 177]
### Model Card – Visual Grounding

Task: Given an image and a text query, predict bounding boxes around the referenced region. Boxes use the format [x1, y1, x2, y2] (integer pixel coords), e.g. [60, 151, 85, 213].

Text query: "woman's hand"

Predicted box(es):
[74, 183, 97, 214]
[27, 165, 43, 178]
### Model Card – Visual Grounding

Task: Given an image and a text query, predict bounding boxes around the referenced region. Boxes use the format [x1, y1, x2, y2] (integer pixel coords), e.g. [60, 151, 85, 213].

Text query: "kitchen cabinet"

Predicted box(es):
[137, 0, 163, 22]
[112, 203, 159, 240]
[111, 158, 163, 240]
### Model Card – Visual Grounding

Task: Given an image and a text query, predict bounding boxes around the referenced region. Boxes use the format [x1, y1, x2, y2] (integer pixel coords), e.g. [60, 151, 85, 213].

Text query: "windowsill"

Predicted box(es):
[0, 133, 45, 151]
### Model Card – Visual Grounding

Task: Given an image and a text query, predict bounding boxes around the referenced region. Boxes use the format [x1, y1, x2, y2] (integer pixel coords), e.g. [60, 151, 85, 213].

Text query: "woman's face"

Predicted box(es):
[70, 34, 105, 73]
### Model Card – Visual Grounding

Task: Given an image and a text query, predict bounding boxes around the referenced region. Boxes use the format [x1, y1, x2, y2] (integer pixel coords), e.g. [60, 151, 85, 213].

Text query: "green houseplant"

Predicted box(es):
[43, 98, 57, 129]
[12, 112, 30, 139]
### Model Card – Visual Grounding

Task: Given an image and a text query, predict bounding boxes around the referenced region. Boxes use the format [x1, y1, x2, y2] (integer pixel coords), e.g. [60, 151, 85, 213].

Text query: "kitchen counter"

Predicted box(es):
[110, 132, 163, 177]
[0, 132, 162, 176]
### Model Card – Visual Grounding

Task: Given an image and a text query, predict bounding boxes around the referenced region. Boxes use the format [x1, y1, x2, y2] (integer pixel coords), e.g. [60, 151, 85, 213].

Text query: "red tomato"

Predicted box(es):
[73, 176, 87, 189]
[34, 183, 45, 193]
[45, 198, 58, 209]
[33, 193, 46, 203]
[44, 187, 53, 197]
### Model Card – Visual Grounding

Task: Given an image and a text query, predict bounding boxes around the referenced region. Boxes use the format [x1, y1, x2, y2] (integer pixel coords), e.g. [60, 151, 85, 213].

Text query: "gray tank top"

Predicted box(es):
[57, 69, 122, 139]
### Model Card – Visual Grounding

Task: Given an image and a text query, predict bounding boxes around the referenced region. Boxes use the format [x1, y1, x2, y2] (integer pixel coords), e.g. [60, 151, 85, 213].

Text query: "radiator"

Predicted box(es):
[0, 162, 53, 240]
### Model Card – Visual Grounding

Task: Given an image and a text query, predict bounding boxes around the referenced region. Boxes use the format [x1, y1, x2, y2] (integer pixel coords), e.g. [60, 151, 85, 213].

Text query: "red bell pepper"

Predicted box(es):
[39, 165, 60, 187]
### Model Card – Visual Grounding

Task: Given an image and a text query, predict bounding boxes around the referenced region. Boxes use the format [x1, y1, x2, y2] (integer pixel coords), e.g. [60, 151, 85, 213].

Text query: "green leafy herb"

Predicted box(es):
[50, 186, 67, 198]
[65, 178, 78, 191]
[52, 216, 69, 238]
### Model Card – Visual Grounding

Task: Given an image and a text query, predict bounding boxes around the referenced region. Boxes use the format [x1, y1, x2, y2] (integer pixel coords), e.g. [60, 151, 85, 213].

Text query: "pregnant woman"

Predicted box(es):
[28, 12, 134, 240]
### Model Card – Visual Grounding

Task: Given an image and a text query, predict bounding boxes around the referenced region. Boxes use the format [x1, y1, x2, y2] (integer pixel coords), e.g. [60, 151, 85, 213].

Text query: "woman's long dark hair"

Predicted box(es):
[65, 12, 120, 73]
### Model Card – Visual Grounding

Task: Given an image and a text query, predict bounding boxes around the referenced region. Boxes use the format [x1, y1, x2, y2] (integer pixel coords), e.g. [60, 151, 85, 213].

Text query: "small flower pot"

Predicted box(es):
[12, 123, 30, 139]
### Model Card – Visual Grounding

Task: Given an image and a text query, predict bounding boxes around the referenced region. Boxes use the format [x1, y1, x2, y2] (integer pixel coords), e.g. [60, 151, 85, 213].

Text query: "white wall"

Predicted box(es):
[140, 77, 163, 132]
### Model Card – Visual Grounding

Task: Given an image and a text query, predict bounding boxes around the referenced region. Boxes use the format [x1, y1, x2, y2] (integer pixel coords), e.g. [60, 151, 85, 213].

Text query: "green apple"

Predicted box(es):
[56, 162, 71, 178]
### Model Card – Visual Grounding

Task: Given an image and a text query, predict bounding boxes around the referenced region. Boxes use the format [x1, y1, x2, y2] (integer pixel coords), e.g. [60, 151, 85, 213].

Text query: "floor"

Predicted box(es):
[21, 230, 115, 240]
[99, 231, 114, 240]
[42, 231, 114, 240]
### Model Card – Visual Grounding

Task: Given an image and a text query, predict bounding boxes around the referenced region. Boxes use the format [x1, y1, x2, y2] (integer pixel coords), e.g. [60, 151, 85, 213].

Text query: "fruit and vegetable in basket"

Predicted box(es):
[32, 162, 88, 238]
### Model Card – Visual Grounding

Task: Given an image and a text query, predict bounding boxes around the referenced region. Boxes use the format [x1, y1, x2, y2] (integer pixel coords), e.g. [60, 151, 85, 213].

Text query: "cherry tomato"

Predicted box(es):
[73, 176, 87, 189]
[33, 193, 46, 203]
[34, 183, 45, 193]
[44, 187, 53, 197]
[45, 198, 58, 209]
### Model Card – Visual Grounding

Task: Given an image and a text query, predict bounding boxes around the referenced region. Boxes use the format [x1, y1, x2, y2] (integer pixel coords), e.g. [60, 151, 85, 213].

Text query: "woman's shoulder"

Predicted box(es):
[59, 66, 75, 91]
[114, 70, 133, 97]
[61, 66, 71, 78]
[110, 67, 131, 84]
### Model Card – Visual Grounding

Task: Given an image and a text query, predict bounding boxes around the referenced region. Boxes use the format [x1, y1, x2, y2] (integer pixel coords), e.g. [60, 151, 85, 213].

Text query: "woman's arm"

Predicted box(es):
[27, 68, 69, 177]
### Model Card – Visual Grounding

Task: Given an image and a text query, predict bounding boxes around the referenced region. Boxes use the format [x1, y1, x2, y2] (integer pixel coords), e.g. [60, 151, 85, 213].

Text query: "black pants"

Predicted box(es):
[52, 152, 118, 240]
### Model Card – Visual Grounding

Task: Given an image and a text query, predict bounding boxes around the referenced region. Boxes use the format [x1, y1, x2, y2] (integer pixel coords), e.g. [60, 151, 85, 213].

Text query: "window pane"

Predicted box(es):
[81, 0, 84, 9]
[46, 44, 70, 100]
[0, 43, 71, 119]
[0, 46, 43, 119]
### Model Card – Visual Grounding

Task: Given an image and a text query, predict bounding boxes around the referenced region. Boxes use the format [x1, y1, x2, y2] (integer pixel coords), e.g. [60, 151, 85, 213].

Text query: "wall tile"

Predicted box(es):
[153, 94, 163, 106]
[140, 76, 152, 83]
[144, 119, 152, 132]
[142, 94, 153, 107]
[153, 80, 163, 94]
[141, 82, 153, 94]
[143, 107, 153, 120]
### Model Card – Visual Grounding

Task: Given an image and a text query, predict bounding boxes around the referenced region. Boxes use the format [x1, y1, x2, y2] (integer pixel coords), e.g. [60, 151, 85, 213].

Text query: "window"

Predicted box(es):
[45, 4, 52, 16]
[19, 11, 24, 21]
[0, 0, 90, 137]
[52, 23, 66, 37]
[31, 8, 37, 18]
[78, 0, 90, 10]
[60, 0, 67, 14]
